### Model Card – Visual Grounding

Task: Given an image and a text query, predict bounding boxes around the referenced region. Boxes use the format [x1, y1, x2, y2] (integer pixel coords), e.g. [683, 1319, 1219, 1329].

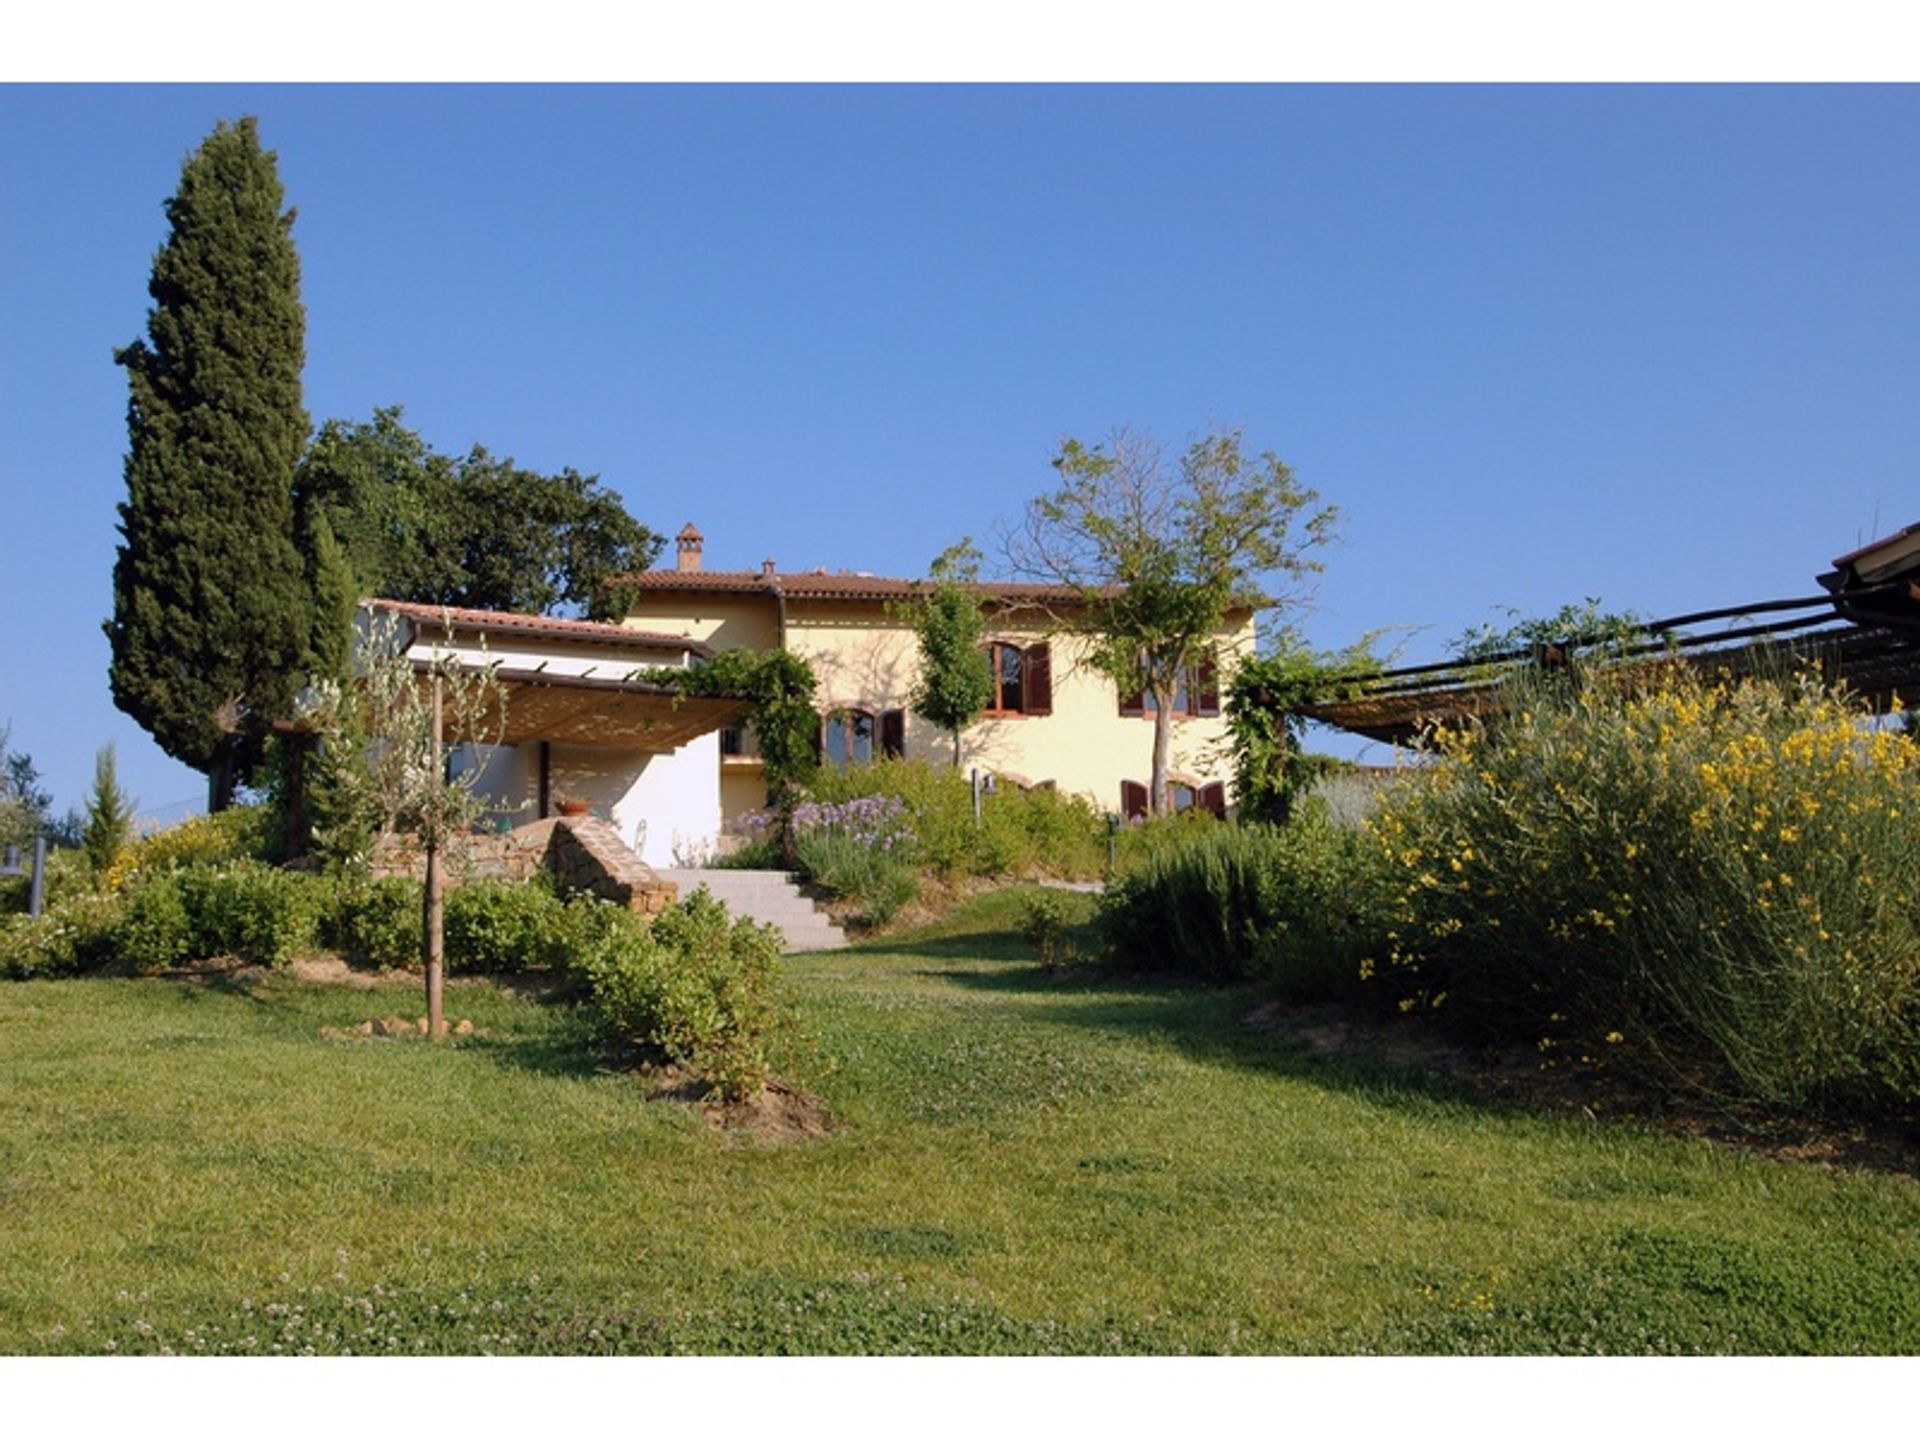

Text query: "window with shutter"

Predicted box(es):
[984, 642, 1028, 715]
[879, 709, 906, 760]
[1021, 642, 1052, 715]
[1124, 649, 1223, 718]
[1196, 653, 1221, 717]
[1198, 781, 1227, 817]
[1120, 780, 1149, 820]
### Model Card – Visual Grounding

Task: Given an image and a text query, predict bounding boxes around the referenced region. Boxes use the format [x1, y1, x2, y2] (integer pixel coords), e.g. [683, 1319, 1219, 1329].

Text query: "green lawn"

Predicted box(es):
[3, 888, 1917, 1354]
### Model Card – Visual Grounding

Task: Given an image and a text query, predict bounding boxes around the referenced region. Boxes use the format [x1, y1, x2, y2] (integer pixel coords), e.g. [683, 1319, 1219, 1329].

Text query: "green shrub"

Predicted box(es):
[113, 874, 196, 971]
[796, 758, 1110, 881]
[711, 835, 782, 870]
[1019, 888, 1093, 969]
[445, 878, 573, 974]
[181, 862, 322, 966]
[4, 847, 115, 915]
[1097, 809, 1387, 992]
[0, 890, 125, 979]
[323, 875, 423, 969]
[570, 888, 790, 1101]
[103, 862, 323, 971]
[980, 785, 1108, 879]
[1371, 665, 1920, 1109]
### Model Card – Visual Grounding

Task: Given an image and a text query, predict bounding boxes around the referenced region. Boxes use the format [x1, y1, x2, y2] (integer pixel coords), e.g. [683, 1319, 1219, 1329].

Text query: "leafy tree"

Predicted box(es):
[82, 744, 137, 878]
[908, 541, 995, 766]
[1008, 428, 1338, 815]
[108, 116, 311, 811]
[294, 407, 661, 624]
[0, 724, 52, 851]
[44, 809, 87, 851]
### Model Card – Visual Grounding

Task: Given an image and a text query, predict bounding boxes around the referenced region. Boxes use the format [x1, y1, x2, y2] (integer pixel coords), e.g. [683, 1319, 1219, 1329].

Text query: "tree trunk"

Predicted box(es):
[952, 728, 962, 768]
[207, 743, 236, 814]
[423, 673, 446, 1039]
[1150, 690, 1174, 815]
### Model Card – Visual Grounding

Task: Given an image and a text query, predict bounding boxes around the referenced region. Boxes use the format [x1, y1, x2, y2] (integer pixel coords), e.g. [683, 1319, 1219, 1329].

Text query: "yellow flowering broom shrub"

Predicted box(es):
[1369, 662, 1920, 1109]
[102, 807, 270, 892]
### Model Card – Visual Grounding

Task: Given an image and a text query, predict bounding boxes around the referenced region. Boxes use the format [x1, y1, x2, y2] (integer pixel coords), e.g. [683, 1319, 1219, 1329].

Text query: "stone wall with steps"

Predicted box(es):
[371, 816, 678, 914]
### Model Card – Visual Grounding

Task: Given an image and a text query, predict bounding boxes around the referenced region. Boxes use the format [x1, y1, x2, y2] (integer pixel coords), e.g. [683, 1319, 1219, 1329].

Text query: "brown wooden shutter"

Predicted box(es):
[1197, 653, 1221, 716]
[879, 708, 905, 759]
[1022, 642, 1052, 715]
[1198, 781, 1227, 817]
[1120, 780, 1148, 821]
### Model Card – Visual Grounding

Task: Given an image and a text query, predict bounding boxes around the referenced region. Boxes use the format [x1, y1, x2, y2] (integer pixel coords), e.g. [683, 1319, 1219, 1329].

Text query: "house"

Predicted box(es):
[609, 524, 1255, 829]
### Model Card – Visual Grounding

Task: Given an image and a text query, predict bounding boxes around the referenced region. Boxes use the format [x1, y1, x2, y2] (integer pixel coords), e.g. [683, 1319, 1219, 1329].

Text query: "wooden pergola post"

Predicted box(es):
[423, 670, 446, 1040]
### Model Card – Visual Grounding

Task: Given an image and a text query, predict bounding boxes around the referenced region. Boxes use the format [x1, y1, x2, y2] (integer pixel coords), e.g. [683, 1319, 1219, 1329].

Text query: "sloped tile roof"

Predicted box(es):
[612, 568, 1114, 606]
[366, 599, 712, 657]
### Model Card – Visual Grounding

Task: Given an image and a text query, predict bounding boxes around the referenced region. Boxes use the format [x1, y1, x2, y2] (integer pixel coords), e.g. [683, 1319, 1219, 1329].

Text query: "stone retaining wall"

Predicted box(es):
[371, 817, 677, 914]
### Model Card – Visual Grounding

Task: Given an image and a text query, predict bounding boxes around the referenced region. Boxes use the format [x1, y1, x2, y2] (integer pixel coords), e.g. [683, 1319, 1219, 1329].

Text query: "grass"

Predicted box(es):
[2, 888, 1917, 1354]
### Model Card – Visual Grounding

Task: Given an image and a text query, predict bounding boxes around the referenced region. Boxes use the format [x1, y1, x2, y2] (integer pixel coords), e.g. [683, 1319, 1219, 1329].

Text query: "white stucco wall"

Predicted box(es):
[544, 734, 723, 868]
[451, 737, 723, 869]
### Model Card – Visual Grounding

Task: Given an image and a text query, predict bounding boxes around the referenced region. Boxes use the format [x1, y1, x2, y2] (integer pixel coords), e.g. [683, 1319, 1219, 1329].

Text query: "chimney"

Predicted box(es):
[676, 523, 704, 574]
[760, 558, 777, 579]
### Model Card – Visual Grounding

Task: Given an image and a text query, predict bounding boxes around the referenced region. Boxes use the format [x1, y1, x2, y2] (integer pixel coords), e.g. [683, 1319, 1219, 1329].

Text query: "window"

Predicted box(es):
[821, 708, 906, 769]
[822, 709, 875, 770]
[986, 642, 1023, 714]
[983, 641, 1052, 716]
[1119, 651, 1220, 718]
[1120, 779, 1226, 820]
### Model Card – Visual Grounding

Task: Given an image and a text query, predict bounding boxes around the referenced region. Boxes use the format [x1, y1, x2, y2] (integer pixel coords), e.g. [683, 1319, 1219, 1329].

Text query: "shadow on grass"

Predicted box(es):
[848, 933, 1033, 965]
[159, 971, 275, 1007]
[893, 930, 1920, 1178]
[466, 1006, 611, 1081]
[881, 941, 1555, 1126]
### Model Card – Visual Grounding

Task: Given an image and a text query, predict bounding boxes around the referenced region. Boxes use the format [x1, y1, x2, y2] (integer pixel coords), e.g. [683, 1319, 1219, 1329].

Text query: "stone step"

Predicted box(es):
[654, 868, 846, 953]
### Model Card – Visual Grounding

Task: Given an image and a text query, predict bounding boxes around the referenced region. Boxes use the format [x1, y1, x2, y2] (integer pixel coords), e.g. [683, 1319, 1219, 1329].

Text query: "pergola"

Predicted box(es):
[451, 666, 751, 751]
[1296, 526, 1920, 747]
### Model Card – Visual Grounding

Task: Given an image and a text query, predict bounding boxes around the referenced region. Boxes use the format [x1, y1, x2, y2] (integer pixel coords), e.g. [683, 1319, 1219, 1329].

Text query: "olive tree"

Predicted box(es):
[297, 612, 508, 1036]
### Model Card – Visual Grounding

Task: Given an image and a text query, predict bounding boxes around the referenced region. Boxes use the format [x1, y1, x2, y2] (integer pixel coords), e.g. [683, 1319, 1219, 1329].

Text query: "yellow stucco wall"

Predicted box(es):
[621, 589, 1255, 820]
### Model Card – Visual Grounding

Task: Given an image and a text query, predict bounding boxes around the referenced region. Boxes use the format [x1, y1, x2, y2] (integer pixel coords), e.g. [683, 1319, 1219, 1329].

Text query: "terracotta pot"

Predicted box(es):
[557, 799, 590, 818]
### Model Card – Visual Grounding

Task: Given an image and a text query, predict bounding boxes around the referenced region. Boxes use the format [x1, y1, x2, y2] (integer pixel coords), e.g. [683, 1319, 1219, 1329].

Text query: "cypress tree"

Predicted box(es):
[83, 744, 136, 879]
[108, 117, 311, 810]
[300, 505, 360, 683]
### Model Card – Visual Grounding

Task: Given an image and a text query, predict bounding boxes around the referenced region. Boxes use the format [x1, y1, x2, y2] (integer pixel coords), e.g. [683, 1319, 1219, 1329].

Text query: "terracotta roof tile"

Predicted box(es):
[612, 568, 1115, 606]
[365, 599, 713, 657]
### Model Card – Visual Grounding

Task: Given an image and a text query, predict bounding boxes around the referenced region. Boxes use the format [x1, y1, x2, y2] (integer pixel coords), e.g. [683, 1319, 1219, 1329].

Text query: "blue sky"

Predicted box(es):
[3, 84, 1917, 817]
